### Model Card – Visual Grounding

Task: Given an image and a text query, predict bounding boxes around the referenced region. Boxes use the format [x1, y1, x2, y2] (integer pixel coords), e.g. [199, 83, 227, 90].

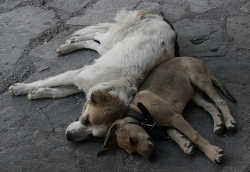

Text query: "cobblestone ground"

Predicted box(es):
[0, 0, 250, 171]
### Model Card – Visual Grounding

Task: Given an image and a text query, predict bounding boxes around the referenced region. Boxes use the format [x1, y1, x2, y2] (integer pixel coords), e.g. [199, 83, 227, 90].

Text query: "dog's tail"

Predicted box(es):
[211, 75, 237, 103]
[160, 12, 180, 57]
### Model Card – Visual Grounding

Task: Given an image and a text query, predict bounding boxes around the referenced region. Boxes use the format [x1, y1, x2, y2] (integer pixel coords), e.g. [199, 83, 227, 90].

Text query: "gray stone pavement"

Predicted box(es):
[0, 0, 250, 171]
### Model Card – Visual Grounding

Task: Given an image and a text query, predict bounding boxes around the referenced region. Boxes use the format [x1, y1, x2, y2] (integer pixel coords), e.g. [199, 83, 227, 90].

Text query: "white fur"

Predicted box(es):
[65, 121, 107, 141]
[8, 10, 176, 140]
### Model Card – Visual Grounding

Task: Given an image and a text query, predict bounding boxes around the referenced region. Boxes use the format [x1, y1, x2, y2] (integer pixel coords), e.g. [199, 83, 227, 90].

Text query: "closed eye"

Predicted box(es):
[83, 116, 90, 126]
[85, 118, 90, 125]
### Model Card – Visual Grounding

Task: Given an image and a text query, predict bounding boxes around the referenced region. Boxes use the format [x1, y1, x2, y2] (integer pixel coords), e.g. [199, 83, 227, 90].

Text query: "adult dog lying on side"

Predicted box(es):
[8, 10, 177, 141]
[100, 57, 236, 163]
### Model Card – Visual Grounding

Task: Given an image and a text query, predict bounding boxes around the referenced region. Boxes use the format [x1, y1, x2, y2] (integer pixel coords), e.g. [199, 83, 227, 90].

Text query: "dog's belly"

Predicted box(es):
[142, 79, 194, 114]
[73, 66, 122, 92]
[163, 91, 194, 114]
[73, 28, 175, 94]
[139, 58, 197, 114]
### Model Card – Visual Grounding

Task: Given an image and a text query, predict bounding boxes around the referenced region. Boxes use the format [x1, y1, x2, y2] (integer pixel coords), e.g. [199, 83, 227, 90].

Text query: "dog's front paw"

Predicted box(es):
[9, 83, 29, 96]
[213, 123, 225, 135]
[205, 145, 224, 164]
[28, 88, 48, 100]
[180, 139, 195, 155]
[225, 118, 237, 132]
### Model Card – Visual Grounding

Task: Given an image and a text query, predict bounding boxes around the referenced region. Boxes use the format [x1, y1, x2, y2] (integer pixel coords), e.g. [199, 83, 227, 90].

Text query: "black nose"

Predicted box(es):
[66, 132, 74, 141]
[145, 144, 156, 160]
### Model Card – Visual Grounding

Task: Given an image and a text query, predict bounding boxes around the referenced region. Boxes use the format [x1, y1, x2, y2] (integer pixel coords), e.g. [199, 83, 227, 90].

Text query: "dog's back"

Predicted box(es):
[138, 57, 209, 113]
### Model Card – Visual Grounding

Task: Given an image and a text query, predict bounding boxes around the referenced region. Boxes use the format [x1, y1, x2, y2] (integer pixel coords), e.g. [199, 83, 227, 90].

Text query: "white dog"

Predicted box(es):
[8, 10, 177, 141]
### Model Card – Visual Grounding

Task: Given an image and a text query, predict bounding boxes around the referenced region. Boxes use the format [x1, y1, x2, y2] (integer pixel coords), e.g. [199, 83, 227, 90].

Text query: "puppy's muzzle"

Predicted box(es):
[143, 143, 156, 160]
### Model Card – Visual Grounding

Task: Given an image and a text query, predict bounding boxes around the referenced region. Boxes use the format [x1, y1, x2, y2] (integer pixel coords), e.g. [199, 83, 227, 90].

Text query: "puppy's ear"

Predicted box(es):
[90, 90, 110, 104]
[103, 122, 118, 148]
[97, 122, 118, 156]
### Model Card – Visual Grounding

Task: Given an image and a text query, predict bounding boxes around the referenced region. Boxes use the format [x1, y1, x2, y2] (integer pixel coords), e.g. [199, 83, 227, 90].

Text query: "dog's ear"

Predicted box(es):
[103, 122, 118, 148]
[97, 122, 118, 156]
[90, 90, 110, 104]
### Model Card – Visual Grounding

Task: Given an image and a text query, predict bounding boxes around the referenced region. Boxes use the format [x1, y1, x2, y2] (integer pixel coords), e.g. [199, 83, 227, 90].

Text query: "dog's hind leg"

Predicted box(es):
[56, 40, 104, 56]
[167, 128, 195, 155]
[69, 23, 113, 42]
[27, 86, 80, 100]
[170, 114, 224, 163]
[56, 23, 113, 56]
[190, 78, 236, 131]
[192, 92, 225, 135]
[9, 68, 82, 96]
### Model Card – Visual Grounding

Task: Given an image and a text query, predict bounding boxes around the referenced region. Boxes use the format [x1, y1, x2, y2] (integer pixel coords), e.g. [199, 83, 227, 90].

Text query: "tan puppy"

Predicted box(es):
[100, 56, 236, 163]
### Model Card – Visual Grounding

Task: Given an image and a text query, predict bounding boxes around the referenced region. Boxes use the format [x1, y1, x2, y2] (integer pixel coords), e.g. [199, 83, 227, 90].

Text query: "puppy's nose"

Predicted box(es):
[144, 144, 156, 160]
[66, 132, 74, 141]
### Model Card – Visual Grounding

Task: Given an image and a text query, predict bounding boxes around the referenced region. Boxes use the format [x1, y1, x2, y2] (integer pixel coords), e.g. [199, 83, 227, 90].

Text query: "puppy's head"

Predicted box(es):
[99, 117, 155, 159]
[65, 90, 126, 142]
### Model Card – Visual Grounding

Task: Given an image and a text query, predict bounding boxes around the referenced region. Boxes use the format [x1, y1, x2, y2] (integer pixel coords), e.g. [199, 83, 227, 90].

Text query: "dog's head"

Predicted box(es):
[65, 89, 126, 142]
[98, 117, 155, 159]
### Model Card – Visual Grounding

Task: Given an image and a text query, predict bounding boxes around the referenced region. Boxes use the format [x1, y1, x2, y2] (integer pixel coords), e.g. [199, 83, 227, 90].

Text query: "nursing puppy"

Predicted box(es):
[8, 10, 177, 141]
[101, 57, 236, 163]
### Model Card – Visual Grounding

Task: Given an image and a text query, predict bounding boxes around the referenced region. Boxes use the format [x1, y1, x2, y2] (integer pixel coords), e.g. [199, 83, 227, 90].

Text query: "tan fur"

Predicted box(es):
[136, 11, 154, 20]
[80, 90, 126, 126]
[103, 56, 236, 163]
[101, 116, 155, 158]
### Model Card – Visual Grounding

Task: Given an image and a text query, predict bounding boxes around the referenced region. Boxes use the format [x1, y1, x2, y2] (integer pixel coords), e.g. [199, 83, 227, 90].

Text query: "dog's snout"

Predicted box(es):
[149, 143, 155, 152]
[144, 143, 156, 160]
[66, 132, 74, 141]
[148, 137, 153, 142]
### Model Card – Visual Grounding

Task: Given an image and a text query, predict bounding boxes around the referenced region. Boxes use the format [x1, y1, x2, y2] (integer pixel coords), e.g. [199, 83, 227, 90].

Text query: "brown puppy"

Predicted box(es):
[100, 56, 236, 163]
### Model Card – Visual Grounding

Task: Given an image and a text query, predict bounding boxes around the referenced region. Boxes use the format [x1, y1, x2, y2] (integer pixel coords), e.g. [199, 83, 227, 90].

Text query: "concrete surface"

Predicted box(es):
[0, 0, 250, 171]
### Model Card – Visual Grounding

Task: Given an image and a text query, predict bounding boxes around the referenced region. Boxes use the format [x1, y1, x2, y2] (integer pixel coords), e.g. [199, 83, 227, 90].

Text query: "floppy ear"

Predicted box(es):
[97, 122, 118, 156]
[103, 122, 118, 148]
[90, 90, 110, 104]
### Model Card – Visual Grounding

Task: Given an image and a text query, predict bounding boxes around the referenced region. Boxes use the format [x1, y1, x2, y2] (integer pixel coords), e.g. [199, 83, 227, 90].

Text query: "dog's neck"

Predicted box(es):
[123, 107, 167, 139]
[124, 108, 148, 123]
[124, 106, 155, 128]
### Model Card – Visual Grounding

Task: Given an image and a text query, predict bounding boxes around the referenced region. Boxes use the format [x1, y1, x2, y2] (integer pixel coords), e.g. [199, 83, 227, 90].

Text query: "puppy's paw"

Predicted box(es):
[179, 139, 195, 155]
[205, 145, 224, 164]
[213, 123, 225, 135]
[225, 119, 237, 132]
[9, 83, 29, 96]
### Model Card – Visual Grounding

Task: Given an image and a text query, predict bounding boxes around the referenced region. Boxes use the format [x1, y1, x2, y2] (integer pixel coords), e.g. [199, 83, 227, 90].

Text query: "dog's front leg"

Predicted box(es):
[169, 114, 224, 163]
[167, 128, 194, 155]
[27, 86, 80, 100]
[9, 68, 82, 96]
